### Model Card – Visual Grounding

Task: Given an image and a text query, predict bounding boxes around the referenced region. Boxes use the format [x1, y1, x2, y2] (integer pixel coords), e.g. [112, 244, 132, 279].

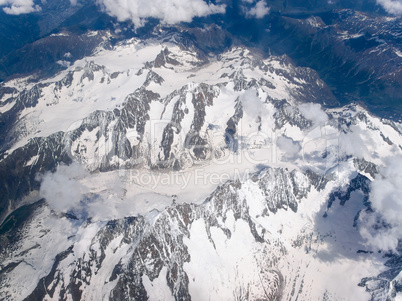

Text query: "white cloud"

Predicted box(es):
[39, 162, 133, 222]
[240, 88, 269, 117]
[277, 135, 301, 160]
[377, 0, 402, 15]
[56, 60, 71, 68]
[359, 155, 402, 251]
[245, 0, 270, 19]
[338, 124, 381, 161]
[298, 102, 329, 127]
[96, 0, 226, 28]
[39, 162, 88, 215]
[338, 126, 369, 159]
[0, 0, 41, 14]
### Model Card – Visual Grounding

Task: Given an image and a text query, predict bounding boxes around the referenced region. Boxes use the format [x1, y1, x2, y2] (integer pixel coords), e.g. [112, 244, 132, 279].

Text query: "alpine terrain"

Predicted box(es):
[0, 0, 402, 300]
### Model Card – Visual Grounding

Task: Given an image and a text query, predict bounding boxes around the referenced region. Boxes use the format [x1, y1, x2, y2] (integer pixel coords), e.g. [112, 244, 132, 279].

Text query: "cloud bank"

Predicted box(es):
[0, 0, 41, 15]
[359, 155, 402, 251]
[377, 0, 402, 15]
[96, 0, 226, 28]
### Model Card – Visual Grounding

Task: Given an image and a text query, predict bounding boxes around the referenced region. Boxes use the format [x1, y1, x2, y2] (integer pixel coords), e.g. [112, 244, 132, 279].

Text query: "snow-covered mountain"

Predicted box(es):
[0, 27, 338, 218]
[0, 23, 402, 301]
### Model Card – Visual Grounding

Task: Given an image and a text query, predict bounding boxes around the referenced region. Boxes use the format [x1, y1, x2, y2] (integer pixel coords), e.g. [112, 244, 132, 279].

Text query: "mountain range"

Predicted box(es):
[0, 1, 402, 300]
